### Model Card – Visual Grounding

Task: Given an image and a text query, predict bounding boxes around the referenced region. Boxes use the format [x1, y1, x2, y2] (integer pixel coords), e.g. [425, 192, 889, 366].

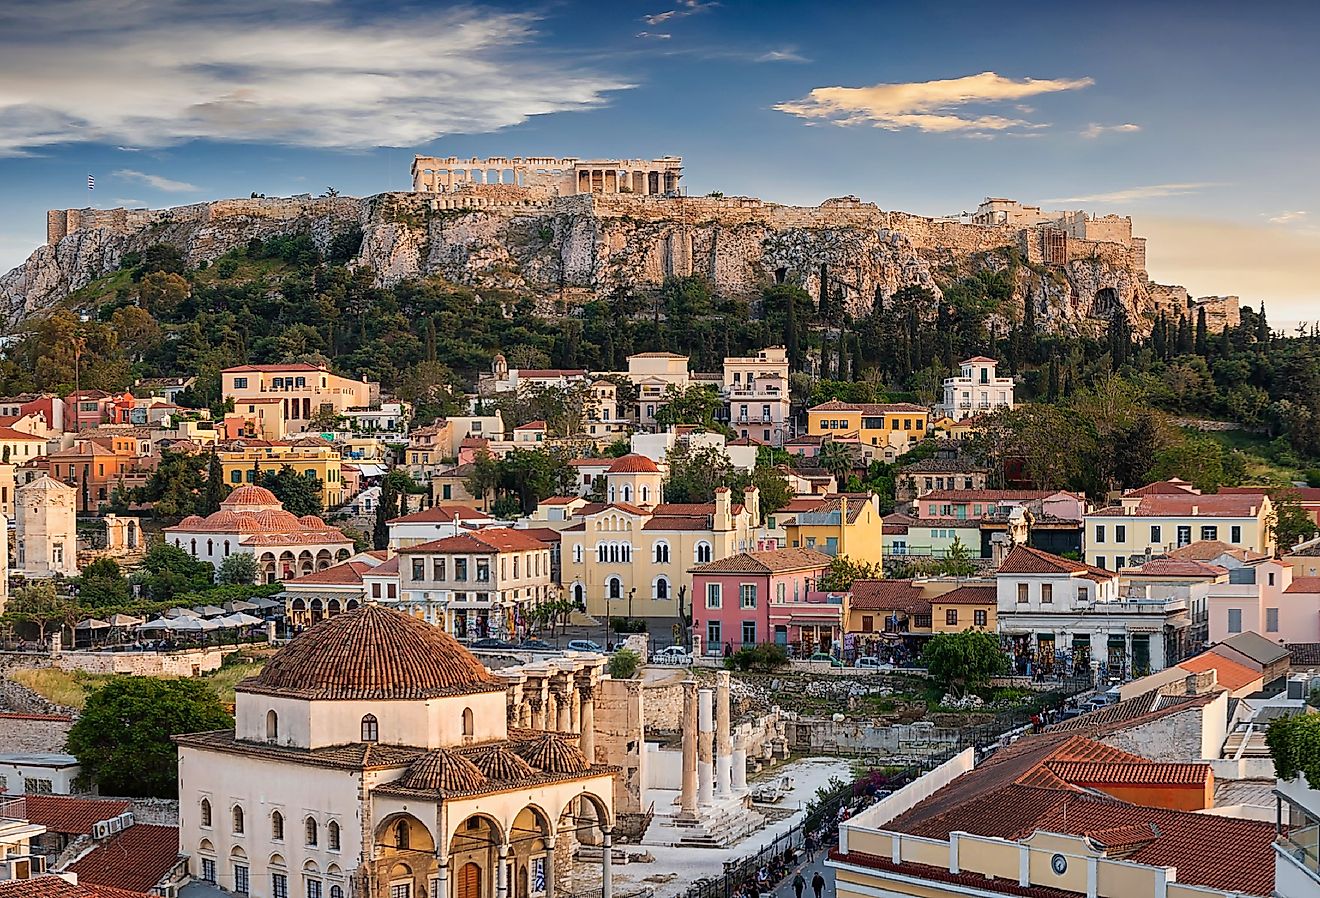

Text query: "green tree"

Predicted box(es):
[373, 480, 396, 551]
[133, 542, 214, 601]
[259, 465, 324, 517]
[217, 552, 261, 585]
[921, 631, 1008, 696]
[3, 581, 79, 642]
[1270, 490, 1320, 552]
[930, 538, 976, 577]
[1265, 712, 1320, 786]
[606, 648, 642, 679]
[817, 439, 859, 483]
[202, 448, 227, 515]
[67, 677, 233, 797]
[76, 557, 131, 607]
[817, 555, 882, 591]
[137, 450, 209, 518]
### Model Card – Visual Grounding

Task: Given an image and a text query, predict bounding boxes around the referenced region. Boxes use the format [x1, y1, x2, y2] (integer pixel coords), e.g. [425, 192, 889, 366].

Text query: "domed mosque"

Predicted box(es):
[176, 604, 618, 898]
[164, 484, 356, 582]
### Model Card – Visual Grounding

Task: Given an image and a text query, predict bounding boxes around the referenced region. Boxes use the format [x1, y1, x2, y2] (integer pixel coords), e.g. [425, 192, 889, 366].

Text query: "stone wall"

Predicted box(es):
[596, 677, 646, 818]
[0, 647, 234, 677]
[0, 713, 73, 753]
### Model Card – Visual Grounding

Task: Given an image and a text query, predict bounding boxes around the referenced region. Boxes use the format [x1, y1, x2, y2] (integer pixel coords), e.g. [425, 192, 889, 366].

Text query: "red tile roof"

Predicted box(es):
[388, 505, 491, 525]
[224, 362, 324, 372]
[0, 878, 151, 898]
[1127, 478, 1198, 496]
[960, 356, 998, 364]
[606, 453, 660, 474]
[808, 400, 928, 414]
[850, 580, 930, 613]
[1093, 493, 1267, 517]
[1044, 760, 1211, 786]
[930, 584, 997, 605]
[66, 823, 181, 893]
[1167, 539, 1268, 563]
[21, 795, 131, 835]
[650, 503, 717, 516]
[1285, 576, 1320, 594]
[284, 560, 375, 586]
[690, 549, 832, 575]
[399, 527, 549, 554]
[1133, 559, 1228, 578]
[1178, 652, 1263, 691]
[997, 545, 1113, 580]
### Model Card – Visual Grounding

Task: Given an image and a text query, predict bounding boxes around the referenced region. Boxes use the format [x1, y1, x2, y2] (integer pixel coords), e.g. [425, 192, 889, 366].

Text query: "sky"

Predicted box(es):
[0, 0, 1317, 323]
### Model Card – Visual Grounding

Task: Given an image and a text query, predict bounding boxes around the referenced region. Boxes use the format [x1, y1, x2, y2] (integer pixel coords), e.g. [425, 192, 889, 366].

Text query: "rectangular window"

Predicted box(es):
[1115, 525, 1126, 543]
[411, 559, 425, 581]
[1094, 525, 1105, 543]
[706, 583, 721, 608]
[202, 859, 216, 884]
[861, 615, 873, 633]
[372, 583, 381, 598]
[513, 556, 519, 579]
[531, 857, 547, 895]
[1231, 525, 1241, 543]
[1266, 608, 1279, 632]
[1201, 526, 1218, 541]
[390, 884, 410, 898]
[1227, 608, 1243, 633]
[307, 879, 322, 898]
[476, 559, 490, 582]
[273, 874, 288, 898]
[1151, 525, 1162, 543]
[776, 582, 785, 603]
[1094, 556, 1106, 569]
[1177, 526, 1192, 547]
[706, 620, 721, 648]
[739, 584, 757, 608]
[1041, 583, 1053, 603]
[231, 470, 243, 483]
[454, 558, 468, 581]
[741, 621, 757, 645]
[1078, 586, 1089, 603]
[974, 610, 987, 627]
[234, 377, 248, 389]
[433, 558, 446, 581]
[235, 864, 250, 895]
[1017, 583, 1029, 603]
[945, 609, 958, 626]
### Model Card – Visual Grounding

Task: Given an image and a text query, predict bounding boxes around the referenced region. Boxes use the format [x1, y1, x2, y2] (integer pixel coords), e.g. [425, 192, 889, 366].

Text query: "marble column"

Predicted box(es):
[436, 854, 450, 898]
[679, 680, 699, 820]
[579, 681, 597, 762]
[731, 734, 747, 792]
[555, 679, 573, 731]
[698, 686, 714, 806]
[496, 844, 510, 898]
[716, 671, 733, 798]
[601, 827, 613, 898]
[544, 840, 555, 898]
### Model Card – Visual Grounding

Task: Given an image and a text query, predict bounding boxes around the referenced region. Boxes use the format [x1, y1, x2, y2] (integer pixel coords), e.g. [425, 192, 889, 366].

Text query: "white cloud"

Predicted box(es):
[642, 1, 717, 27]
[755, 49, 808, 63]
[774, 71, 1093, 134]
[1081, 122, 1141, 138]
[1042, 183, 1219, 204]
[112, 198, 146, 207]
[115, 169, 200, 192]
[636, 31, 672, 40]
[0, 1, 632, 155]
[1267, 210, 1308, 225]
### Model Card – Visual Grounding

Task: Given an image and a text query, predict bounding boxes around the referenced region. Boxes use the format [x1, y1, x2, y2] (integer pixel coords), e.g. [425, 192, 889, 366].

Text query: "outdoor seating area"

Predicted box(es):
[69, 598, 282, 649]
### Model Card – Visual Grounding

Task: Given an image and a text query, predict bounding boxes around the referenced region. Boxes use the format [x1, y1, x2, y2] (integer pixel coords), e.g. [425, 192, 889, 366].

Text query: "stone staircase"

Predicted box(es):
[642, 796, 765, 848]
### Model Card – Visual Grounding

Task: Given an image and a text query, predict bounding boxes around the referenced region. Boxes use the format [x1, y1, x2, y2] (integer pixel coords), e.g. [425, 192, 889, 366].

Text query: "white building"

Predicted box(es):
[996, 544, 1191, 678]
[388, 505, 495, 549]
[175, 604, 616, 898]
[721, 347, 791, 447]
[15, 474, 75, 578]
[0, 753, 80, 795]
[1276, 765, 1320, 897]
[164, 485, 355, 582]
[936, 356, 1015, 421]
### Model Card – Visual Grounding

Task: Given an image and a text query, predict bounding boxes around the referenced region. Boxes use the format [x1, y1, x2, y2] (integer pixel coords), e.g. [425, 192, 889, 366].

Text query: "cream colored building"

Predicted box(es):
[627, 353, 690, 427]
[222, 363, 377, 437]
[1086, 489, 1275, 570]
[934, 355, 1016, 420]
[15, 474, 77, 578]
[722, 347, 791, 447]
[559, 457, 760, 621]
[396, 528, 553, 640]
[175, 604, 618, 898]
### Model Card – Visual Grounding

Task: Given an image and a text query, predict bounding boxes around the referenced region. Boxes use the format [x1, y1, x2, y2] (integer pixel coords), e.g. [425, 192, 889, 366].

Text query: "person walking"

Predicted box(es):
[811, 872, 825, 898]
[793, 872, 805, 898]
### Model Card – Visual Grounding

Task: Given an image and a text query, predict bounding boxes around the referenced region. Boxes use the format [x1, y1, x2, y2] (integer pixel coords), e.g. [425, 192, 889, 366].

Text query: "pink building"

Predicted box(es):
[917, 489, 1085, 521]
[1207, 558, 1320, 644]
[690, 548, 833, 656]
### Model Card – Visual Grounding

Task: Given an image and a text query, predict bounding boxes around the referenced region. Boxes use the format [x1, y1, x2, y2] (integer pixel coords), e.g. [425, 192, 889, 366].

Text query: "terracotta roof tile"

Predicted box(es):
[1044, 760, 1211, 786]
[1127, 478, 1198, 496]
[21, 795, 131, 835]
[605, 454, 660, 474]
[1285, 576, 1320, 593]
[1092, 493, 1268, 517]
[0, 878, 151, 898]
[998, 545, 1113, 580]
[1133, 559, 1228, 578]
[388, 505, 491, 524]
[931, 584, 997, 605]
[66, 823, 180, 893]
[284, 560, 375, 586]
[690, 548, 832, 575]
[398, 528, 548, 554]
[850, 580, 929, 614]
[1177, 652, 1262, 691]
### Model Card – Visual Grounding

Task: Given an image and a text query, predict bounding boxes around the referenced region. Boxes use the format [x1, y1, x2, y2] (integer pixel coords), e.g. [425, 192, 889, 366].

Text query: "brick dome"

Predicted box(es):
[606, 453, 660, 474]
[513, 733, 591, 774]
[239, 604, 502, 700]
[397, 749, 488, 793]
[467, 744, 538, 780]
[222, 484, 282, 509]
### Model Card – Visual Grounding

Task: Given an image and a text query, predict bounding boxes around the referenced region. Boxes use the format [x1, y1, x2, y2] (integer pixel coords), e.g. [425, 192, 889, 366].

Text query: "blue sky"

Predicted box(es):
[1, 0, 1316, 322]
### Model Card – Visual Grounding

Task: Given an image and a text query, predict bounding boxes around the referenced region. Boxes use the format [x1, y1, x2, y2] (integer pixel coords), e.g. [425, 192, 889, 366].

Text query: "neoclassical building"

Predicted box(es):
[176, 605, 617, 898]
[165, 485, 355, 582]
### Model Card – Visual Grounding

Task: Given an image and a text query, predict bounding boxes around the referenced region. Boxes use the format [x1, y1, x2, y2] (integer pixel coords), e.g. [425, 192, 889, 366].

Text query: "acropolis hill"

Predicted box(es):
[2, 153, 1239, 335]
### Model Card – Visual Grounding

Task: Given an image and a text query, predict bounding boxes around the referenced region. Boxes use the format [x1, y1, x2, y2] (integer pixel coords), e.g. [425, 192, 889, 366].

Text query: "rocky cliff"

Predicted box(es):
[2, 190, 1208, 335]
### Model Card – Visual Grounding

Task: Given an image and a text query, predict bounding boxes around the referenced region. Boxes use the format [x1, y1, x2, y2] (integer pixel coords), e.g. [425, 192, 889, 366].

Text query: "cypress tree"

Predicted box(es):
[202, 448, 225, 514]
[373, 480, 396, 551]
[1195, 307, 1208, 355]
[1256, 301, 1270, 343]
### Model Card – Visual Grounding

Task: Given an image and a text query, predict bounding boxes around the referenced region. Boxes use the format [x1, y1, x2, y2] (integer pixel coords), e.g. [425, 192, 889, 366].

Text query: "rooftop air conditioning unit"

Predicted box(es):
[117, 812, 135, 829]
[107, 816, 123, 834]
[93, 820, 111, 839]
[0, 858, 32, 881]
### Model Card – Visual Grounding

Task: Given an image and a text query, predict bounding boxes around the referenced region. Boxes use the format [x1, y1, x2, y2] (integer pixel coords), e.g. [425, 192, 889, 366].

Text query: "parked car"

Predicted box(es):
[469, 638, 516, 649]
[808, 652, 844, 668]
[567, 639, 604, 653]
[855, 657, 887, 669]
[519, 639, 554, 651]
[651, 645, 693, 665]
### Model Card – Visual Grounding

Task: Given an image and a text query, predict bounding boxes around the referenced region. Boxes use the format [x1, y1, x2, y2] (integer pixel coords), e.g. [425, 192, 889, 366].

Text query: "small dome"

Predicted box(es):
[397, 749, 487, 793]
[513, 734, 591, 774]
[178, 515, 205, 527]
[606, 454, 659, 474]
[299, 514, 325, 527]
[467, 745, 538, 781]
[254, 509, 301, 530]
[222, 485, 282, 509]
[239, 604, 501, 700]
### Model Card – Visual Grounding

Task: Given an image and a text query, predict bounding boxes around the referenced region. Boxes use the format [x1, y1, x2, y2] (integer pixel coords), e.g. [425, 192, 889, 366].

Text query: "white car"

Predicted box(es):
[651, 645, 693, 665]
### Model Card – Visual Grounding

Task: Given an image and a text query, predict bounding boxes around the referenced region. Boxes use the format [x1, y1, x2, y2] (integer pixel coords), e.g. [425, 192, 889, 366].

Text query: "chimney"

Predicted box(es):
[1191, 505, 1199, 516]
[714, 487, 732, 531]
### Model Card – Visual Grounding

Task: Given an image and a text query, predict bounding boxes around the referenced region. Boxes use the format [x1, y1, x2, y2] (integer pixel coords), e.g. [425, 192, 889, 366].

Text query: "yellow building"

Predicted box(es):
[219, 439, 345, 508]
[780, 493, 885, 568]
[1085, 486, 1275, 570]
[222, 362, 376, 437]
[929, 582, 997, 633]
[806, 400, 929, 457]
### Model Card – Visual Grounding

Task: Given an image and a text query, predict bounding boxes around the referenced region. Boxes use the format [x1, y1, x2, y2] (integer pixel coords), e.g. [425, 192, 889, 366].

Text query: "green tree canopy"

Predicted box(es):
[921, 631, 1008, 696]
[76, 557, 131, 607]
[67, 677, 233, 797]
[259, 465, 324, 517]
[133, 542, 214, 601]
[217, 552, 260, 585]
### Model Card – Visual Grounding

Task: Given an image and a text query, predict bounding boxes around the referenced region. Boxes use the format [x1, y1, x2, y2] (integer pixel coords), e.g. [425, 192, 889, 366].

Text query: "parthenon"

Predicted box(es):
[411, 154, 683, 196]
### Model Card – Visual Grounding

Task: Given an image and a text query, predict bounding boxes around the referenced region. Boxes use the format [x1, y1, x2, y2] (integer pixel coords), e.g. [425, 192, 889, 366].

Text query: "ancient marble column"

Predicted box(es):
[601, 826, 614, 898]
[698, 686, 714, 806]
[732, 734, 747, 792]
[543, 840, 555, 898]
[679, 680, 699, 820]
[436, 854, 450, 898]
[555, 676, 573, 731]
[578, 680, 596, 762]
[496, 844, 510, 898]
[715, 671, 733, 798]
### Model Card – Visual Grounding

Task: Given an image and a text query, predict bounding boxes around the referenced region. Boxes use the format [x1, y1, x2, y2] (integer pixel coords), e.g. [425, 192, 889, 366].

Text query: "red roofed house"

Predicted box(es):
[996, 544, 1191, 678]
[690, 548, 833, 656]
[283, 552, 395, 627]
[1085, 486, 1275, 570]
[222, 363, 377, 438]
[397, 528, 552, 639]
[387, 504, 494, 549]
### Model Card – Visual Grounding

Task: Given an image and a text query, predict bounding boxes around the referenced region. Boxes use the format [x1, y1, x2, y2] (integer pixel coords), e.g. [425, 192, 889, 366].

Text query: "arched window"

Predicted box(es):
[641, 485, 650, 504]
[361, 714, 378, 742]
[395, 819, 410, 850]
[655, 577, 670, 600]
[653, 541, 669, 564]
[327, 821, 340, 851]
[271, 811, 284, 841]
[572, 583, 584, 606]
[224, 540, 231, 556]
[608, 577, 622, 600]
[190, 538, 197, 555]
[305, 817, 318, 846]
[462, 708, 474, 737]
[330, 888, 343, 898]
[266, 710, 279, 741]
[695, 541, 712, 564]
[232, 805, 244, 834]
[200, 798, 212, 828]
[621, 485, 632, 503]
[206, 538, 213, 555]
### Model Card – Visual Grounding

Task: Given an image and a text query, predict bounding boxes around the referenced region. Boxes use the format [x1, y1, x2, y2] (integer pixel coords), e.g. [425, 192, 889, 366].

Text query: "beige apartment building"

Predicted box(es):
[627, 352, 691, 427]
[222, 363, 376, 437]
[1086, 486, 1275, 570]
[722, 346, 791, 447]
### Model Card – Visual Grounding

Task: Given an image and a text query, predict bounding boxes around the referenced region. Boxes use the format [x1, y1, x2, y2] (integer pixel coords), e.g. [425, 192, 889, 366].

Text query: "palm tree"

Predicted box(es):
[817, 439, 857, 483]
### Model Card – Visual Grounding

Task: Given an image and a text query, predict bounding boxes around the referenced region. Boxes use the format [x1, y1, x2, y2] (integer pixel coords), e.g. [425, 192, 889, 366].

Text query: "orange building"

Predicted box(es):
[41, 434, 154, 511]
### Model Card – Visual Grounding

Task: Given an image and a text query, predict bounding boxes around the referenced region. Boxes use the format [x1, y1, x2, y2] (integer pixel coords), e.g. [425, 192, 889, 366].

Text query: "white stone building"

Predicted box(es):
[15, 474, 76, 578]
[175, 604, 617, 898]
[721, 347, 791, 447]
[936, 356, 1015, 421]
[164, 485, 355, 582]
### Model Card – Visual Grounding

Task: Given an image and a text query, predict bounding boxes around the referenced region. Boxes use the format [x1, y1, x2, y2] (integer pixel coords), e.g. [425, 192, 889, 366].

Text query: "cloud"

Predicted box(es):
[1267, 210, 1308, 225]
[642, 1, 717, 26]
[755, 48, 808, 63]
[635, 31, 672, 40]
[114, 146, 140, 152]
[0, 1, 632, 155]
[115, 169, 200, 192]
[112, 198, 145, 207]
[774, 71, 1093, 134]
[1042, 183, 1220, 204]
[1081, 122, 1141, 138]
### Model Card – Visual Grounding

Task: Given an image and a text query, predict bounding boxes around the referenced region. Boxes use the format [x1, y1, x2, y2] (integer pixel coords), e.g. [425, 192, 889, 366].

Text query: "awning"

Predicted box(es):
[354, 463, 389, 477]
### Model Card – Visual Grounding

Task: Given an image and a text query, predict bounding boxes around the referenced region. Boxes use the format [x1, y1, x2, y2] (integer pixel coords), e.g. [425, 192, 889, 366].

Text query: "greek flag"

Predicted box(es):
[87, 174, 94, 191]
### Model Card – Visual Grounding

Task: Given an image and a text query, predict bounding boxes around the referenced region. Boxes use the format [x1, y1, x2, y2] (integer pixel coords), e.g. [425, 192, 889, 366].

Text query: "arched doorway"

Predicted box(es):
[457, 862, 481, 898]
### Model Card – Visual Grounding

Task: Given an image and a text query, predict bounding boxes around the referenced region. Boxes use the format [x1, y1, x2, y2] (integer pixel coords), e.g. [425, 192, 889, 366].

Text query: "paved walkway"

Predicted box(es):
[769, 844, 834, 898]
